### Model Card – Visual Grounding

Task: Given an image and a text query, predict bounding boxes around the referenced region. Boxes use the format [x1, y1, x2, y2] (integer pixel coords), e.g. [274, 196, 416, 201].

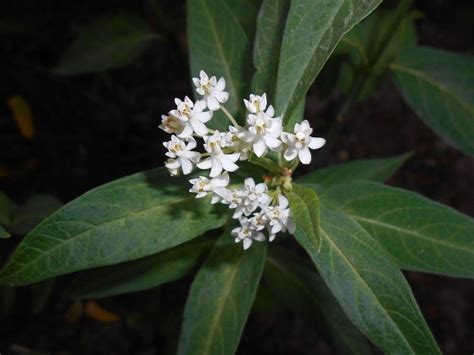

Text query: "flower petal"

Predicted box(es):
[253, 139, 266, 157]
[180, 158, 193, 175]
[298, 147, 312, 164]
[191, 118, 208, 136]
[209, 158, 223, 177]
[197, 158, 212, 170]
[284, 147, 298, 161]
[207, 96, 220, 111]
[308, 137, 326, 149]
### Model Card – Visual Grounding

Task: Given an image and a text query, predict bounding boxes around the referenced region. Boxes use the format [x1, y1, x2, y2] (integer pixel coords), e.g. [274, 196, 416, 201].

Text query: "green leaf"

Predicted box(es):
[9, 194, 63, 235]
[187, 0, 257, 130]
[0, 226, 9, 239]
[247, 151, 281, 174]
[297, 152, 411, 188]
[252, 0, 290, 98]
[0, 192, 17, 226]
[287, 184, 321, 251]
[275, 0, 381, 126]
[336, 10, 416, 100]
[0, 168, 227, 286]
[265, 246, 372, 355]
[319, 180, 474, 278]
[178, 232, 266, 355]
[294, 206, 440, 354]
[66, 235, 216, 300]
[391, 46, 474, 156]
[54, 14, 158, 75]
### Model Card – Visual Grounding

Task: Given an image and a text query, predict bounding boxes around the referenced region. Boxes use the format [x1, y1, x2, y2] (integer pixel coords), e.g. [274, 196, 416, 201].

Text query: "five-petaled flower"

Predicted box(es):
[193, 70, 229, 111]
[171, 96, 212, 138]
[197, 131, 240, 177]
[163, 136, 200, 175]
[281, 120, 326, 164]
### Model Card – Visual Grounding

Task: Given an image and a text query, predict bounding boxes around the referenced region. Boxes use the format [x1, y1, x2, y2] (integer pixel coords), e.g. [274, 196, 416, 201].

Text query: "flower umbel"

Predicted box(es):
[159, 70, 326, 249]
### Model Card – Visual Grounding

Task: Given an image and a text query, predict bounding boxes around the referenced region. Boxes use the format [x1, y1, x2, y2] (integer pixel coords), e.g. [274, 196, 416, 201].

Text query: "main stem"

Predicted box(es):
[327, 0, 413, 147]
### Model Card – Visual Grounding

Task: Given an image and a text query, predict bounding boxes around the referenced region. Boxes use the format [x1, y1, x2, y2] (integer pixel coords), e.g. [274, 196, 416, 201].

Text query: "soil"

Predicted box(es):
[0, 0, 473, 354]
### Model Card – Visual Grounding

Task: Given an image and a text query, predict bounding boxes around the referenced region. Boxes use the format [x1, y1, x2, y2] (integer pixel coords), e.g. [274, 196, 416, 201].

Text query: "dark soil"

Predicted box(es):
[0, 0, 473, 354]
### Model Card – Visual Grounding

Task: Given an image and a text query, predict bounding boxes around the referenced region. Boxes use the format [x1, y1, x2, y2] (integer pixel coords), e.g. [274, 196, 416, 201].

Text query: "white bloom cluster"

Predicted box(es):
[159, 70, 326, 249]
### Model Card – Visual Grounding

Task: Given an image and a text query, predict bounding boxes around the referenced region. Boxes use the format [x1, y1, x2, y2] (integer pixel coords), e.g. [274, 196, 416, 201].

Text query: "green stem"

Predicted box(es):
[220, 106, 240, 128]
[327, 0, 412, 148]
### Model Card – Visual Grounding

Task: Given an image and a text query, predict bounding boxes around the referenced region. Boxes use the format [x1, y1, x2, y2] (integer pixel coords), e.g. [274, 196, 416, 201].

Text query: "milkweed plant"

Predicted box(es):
[1, 0, 473, 354]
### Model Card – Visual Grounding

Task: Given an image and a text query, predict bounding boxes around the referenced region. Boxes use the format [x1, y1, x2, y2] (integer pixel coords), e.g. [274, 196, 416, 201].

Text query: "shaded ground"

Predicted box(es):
[0, 0, 473, 354]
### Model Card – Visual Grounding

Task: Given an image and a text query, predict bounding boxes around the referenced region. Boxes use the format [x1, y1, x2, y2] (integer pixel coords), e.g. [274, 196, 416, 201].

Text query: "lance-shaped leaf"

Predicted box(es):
[287, 184, 321, 251]
[391, 46, 474, 156]
[252, 0, 290, 97]
[54, 14, 158, 75]
[297, 153, 411, 188]
[319, 180, 474, 278]
[0, 168, 227, 286]
[66, 236, 216, 300]
[178, 233, 266, 355]
[294, 206, 440, 354]
[275, 0, 381, 126]
[265, 246, 371, 355]
[187, 0, 258, 129]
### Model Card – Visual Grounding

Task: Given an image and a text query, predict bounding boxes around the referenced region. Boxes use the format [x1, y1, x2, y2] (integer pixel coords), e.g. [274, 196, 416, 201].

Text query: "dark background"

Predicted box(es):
[0, 0, 473, 354]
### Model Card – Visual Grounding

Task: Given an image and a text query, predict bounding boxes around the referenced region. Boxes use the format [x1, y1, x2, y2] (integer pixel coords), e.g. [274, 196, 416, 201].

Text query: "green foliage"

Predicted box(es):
[252, 0, 290, 98]
[336, 9, 416, 100]
[320, 180, 474, 278]
[287, 184, 321, 251]
[0, 168, 227, 286]
[297, 153, 411, 187]
[300, 207, 440, 354]
[178, 232, 266, 355]
[187, 0, 259, 129]
[265, 246, 371, 354]
[391, 46, 474, 156]
[54, 14, 158, 75]
[275, 0, 381, 127]
[67, 236, 215, 300]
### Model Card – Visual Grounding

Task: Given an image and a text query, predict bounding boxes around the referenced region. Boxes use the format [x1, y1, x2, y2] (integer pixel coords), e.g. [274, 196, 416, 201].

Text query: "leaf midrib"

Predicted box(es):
[200, 253, 242, 355]
[348, 214, 474, 255]
[319, 225, 416, 353]
[0, 194, 200, 280]
[390, 63, 474, 115]
[199, 0, 245, 108]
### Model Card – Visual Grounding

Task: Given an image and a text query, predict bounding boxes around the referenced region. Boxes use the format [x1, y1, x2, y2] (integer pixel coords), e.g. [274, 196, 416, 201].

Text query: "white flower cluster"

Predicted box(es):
[159, 70, 325, 249]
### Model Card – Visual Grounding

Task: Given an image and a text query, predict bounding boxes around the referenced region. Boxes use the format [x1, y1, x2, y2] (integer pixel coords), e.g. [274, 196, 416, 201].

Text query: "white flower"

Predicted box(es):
[163, 136, 201, 175]
[192, 70, 229, 111]
[159, 113, 185, 135]
[264, 195, 295, 241]
[239, 178, 271, 216]
[241, 108, 282, 157]
[221, 178, 271, 218]
[197, 131, 240, 177]
[244, 93, 267, 114]
[249, 211, 269, 231]
[165, 158, 180, 176]
[281, 120, 326, 164]
[224, 126, 250, 161]
[189, 173, 229, 203]
[170, 96, 212, 137]
[232, 217, 266, 250]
